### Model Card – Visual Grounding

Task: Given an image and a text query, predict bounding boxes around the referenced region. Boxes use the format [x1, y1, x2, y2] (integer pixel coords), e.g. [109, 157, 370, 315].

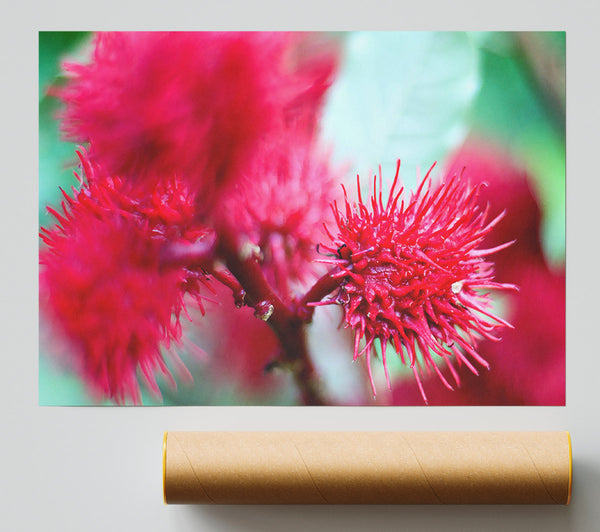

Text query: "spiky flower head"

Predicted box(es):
[40, 150, 210, 404]
[56, 32, 295, 199]
[224, 135, 339, 296]
[318, 161, 517, 403]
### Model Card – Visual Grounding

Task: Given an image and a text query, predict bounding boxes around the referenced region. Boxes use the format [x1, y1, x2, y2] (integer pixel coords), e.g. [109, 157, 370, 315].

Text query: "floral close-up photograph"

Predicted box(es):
[38, 31, 565, 406]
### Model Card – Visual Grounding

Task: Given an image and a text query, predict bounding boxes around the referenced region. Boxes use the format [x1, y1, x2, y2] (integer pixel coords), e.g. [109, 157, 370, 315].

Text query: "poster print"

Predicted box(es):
[39, 32, 565, 406]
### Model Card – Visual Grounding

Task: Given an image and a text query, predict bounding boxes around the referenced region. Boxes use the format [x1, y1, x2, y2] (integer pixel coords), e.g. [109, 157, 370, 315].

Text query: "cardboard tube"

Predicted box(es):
[163, 431, 572, 505]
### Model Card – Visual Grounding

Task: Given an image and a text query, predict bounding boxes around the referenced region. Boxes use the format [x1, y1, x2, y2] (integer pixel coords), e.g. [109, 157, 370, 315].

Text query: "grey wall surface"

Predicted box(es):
[3, 1, 598, 531]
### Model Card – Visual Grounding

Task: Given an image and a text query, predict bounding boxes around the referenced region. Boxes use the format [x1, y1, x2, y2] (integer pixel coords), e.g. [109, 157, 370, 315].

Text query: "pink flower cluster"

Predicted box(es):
[42, 32, 340, 403]
[58, 33, 283, 195]
[40, 32, 524, 405]
[40, 150, 209, 403]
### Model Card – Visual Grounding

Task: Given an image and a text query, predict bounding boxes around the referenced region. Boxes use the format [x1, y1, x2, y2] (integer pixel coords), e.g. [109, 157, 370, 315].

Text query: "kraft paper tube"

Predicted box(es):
[163, 431, 572, 505]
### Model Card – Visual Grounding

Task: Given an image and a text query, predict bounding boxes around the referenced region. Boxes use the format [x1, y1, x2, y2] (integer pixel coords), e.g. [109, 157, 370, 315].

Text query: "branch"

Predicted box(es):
[214, 219, 326, 405]
[299, 267, 344, 320]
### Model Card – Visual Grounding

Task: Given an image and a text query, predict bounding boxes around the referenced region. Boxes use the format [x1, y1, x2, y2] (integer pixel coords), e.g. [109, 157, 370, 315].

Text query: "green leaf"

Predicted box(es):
[321, 31, 481, 189]
[39, 32, 93, 223]
[517, 129, 566, 267]
[39, 31, 90, 100]
[469, 33, 565, 268]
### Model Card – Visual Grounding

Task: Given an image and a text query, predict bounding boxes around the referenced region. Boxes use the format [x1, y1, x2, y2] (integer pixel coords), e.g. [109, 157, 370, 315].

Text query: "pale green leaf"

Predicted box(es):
[321, 31, 481, 189]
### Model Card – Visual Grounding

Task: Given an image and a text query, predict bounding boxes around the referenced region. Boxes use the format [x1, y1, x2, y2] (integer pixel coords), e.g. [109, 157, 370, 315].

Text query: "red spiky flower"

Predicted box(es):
[224, 135, 339, 297]
[39, 149, 210, 404]
[317, 161, 517, 403]
[55, 32, 293, 199]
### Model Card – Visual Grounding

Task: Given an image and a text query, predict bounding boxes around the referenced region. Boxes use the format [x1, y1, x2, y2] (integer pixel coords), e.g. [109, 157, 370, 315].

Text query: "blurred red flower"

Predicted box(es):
[224, 135, 340, 297]
[389, 141, 565, 405]
[40, 150, 209, 404]
[56, 32, 293, 197]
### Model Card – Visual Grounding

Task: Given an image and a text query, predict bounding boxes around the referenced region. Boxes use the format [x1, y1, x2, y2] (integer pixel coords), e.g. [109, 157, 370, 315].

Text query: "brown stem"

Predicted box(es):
[299, 267, 344, 319]
[215, 220, 326, 405]
[211, 267, 246, 308]
[161, 219, 345, 404]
